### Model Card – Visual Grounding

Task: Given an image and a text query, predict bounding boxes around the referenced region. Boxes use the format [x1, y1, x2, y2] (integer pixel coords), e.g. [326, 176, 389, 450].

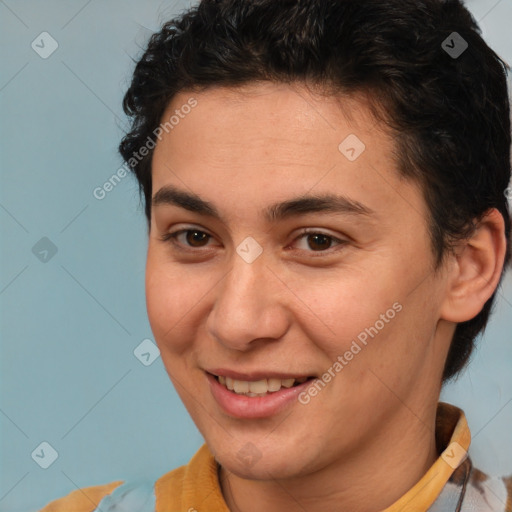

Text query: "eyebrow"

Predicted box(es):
[152, 185, 375, 224]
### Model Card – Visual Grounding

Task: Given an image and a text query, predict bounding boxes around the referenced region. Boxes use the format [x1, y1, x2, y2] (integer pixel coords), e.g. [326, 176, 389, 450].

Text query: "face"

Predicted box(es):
[147, 82, 454, 480]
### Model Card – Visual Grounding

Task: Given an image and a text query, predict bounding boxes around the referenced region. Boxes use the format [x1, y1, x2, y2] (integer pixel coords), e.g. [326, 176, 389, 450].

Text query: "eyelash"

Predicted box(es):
[159, 227, 347, 256]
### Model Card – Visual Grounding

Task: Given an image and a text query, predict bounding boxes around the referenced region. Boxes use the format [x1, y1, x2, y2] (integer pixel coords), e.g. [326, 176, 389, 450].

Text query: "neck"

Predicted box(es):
[219, 404, 439, 512]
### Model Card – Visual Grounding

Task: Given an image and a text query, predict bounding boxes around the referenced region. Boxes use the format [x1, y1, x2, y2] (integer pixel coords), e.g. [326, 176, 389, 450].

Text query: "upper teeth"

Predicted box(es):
[218, 376, 308, 396]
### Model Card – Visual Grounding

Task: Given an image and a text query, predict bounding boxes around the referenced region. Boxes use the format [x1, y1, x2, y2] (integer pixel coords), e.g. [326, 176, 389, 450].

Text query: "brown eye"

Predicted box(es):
[161, 228, 213, 249]
[184, 230, 210, 247]
[305, 233, 333, 251]
[293, 229, 347, 255]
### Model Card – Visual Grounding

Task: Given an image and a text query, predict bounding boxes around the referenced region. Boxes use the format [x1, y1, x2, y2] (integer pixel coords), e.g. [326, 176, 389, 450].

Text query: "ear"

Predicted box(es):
[440, 208, 507, 323]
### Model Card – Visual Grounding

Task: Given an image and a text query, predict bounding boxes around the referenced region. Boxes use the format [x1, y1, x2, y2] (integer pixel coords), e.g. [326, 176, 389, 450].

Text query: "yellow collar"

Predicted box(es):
[383, 402, 471, 511]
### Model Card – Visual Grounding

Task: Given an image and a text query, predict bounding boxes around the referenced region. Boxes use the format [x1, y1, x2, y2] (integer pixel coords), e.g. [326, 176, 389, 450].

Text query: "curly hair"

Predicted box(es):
[119, 0, 511, 383]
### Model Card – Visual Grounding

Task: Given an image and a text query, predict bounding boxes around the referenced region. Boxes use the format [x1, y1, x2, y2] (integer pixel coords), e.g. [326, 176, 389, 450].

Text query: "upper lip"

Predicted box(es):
[206, 369, 314, 381]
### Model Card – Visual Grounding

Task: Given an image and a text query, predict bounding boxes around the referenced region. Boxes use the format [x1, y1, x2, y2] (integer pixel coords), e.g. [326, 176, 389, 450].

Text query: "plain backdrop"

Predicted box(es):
[0, 1, 511, 511]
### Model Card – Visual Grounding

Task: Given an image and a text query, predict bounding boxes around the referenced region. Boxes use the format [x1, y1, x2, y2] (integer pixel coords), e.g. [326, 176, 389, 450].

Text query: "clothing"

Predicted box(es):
[39, 402, 512, 511]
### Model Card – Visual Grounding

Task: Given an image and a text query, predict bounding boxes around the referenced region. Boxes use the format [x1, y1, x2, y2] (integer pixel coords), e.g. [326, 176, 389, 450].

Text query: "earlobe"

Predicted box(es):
[440, 208, 507, 323]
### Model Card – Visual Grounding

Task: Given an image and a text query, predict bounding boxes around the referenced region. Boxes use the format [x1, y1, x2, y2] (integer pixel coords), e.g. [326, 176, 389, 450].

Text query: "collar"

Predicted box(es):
[383, 402, 471, 511]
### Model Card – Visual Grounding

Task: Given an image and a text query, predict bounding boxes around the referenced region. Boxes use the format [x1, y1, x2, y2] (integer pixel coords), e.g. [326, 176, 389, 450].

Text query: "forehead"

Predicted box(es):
[163, 82, 381, 152]
[150, 82, 427, 229]
[153, 82, 388, 177]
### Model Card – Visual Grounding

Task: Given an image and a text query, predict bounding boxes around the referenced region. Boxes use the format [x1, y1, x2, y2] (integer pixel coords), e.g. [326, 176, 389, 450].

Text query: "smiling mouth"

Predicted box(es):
[212, 374, 315, 397]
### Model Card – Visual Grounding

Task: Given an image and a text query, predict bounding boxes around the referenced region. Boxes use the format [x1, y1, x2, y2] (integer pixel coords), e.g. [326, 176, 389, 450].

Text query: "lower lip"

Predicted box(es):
[206, 373, 314, 419]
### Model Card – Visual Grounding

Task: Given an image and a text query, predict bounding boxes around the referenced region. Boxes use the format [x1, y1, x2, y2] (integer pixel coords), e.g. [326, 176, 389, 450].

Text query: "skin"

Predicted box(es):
[146, 82, 506, 512]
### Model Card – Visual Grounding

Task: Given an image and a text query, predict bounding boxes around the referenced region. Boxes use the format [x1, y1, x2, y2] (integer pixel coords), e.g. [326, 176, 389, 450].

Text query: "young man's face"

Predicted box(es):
[147, 82, 455, 479]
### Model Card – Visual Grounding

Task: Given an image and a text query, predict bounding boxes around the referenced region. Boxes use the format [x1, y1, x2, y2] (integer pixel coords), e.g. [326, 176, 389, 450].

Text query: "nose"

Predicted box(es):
[206, 248, 290, 352]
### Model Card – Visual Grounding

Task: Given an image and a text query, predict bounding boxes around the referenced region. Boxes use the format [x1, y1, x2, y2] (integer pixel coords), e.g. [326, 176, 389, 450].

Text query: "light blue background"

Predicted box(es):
[0, 1, 511, 511]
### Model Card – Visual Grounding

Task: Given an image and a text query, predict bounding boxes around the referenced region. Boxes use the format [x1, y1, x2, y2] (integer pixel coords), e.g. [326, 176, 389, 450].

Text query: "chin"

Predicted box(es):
[211, 436, 320, 481]
[220, 452, 302, 480]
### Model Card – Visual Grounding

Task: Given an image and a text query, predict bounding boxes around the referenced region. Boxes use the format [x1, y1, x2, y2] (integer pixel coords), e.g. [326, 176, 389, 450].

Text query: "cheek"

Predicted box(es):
[288, 268, 401, 352]
[290, 265, 435, 389]
[145, 249, 194, 350]
[145, 246, 222, 358]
